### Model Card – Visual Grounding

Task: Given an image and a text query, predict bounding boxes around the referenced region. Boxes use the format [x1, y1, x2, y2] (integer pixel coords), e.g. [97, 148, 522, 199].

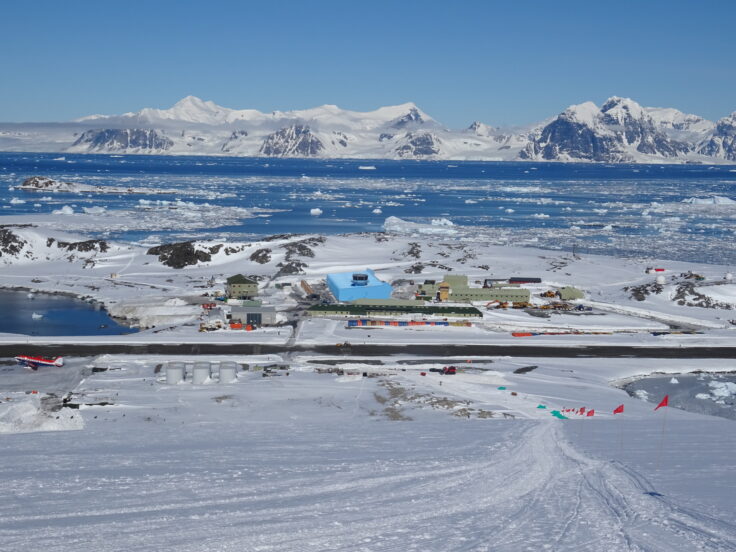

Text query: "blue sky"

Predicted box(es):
[1, 0, 734, 127]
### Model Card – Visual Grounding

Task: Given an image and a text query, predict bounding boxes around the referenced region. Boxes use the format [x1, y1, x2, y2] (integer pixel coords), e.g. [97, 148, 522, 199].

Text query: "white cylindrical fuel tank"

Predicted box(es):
[192, 362, 211, 384]
[219, 363, 238, 384]
[166, 362, 185, 385]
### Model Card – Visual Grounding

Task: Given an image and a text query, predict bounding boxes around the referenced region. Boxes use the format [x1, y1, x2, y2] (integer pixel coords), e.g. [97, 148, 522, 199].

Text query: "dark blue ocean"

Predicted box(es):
[1, 152, 735, 263]
[0, 290, 132, 336]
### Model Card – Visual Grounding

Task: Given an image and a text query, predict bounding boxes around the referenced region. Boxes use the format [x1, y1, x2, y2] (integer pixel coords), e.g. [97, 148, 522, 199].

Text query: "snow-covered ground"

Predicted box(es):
[1, 354, 735, 550]
[2, 210, 736, 550]
[0, 221, 734, 344]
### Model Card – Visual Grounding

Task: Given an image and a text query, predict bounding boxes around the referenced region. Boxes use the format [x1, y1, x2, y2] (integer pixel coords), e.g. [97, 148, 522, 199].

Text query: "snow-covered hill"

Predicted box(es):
[1, 95, 734, 163]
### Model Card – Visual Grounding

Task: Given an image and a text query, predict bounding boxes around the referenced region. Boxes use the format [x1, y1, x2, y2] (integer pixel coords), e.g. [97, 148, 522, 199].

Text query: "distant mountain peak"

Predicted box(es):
[137, 96, 232, 124]
[600, 96, 647, 125]
[468, 121, 494, 136]
[561, 101, 600, 127]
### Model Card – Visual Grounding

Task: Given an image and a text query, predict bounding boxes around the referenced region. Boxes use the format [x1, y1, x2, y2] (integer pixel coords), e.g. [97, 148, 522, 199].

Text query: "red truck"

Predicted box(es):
[442, 366, 457, 375]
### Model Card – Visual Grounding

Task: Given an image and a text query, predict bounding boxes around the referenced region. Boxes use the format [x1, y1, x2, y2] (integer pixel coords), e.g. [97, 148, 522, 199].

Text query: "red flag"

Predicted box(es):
[654, 395, 669, 411]
[579, 407, 586, 415]
[586, 409, 595, 417]
[613, 404, 624, 415]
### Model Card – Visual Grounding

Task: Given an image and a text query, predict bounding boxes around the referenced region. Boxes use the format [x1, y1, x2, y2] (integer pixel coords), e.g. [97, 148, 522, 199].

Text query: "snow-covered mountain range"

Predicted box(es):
[1, 95, 734, 163]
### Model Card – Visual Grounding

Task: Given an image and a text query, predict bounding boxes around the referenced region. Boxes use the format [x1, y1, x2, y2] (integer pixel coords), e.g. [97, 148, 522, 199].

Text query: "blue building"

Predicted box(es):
[326, 269, 393, 302]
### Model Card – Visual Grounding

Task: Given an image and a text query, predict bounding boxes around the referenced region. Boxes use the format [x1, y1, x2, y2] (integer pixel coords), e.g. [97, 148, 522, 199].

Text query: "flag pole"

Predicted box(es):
[655, 396, 669, 470]
[613, 404, 625, 454]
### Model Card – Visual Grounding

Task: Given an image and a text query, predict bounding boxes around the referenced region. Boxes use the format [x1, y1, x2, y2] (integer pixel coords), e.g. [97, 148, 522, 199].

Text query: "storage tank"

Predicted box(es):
[655, 275, 666, 285]
[165, 362, 185, 385]
[219, 362, 238, 384]
[192, 362, 211, 384]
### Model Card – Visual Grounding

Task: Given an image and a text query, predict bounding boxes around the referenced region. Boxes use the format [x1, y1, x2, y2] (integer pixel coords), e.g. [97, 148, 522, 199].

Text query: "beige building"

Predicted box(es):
[226, 274, 259, 299]
[417, 274, 531, 303]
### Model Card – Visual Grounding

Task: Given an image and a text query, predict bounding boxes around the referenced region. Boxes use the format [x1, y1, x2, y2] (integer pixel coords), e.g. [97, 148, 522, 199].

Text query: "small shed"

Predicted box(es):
[229, 305, 277, 326]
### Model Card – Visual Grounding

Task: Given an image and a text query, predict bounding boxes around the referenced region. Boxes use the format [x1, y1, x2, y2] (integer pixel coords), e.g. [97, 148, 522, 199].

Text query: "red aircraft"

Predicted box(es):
[14, 355, 64, 370]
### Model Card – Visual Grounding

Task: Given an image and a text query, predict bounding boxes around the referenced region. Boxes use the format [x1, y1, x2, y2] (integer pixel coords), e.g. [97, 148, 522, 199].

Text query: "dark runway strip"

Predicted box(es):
[2, 343, 736, 358]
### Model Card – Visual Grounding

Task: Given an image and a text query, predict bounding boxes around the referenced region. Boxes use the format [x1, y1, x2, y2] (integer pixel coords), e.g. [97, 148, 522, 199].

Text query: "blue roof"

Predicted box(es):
[326, 269, 392, 302]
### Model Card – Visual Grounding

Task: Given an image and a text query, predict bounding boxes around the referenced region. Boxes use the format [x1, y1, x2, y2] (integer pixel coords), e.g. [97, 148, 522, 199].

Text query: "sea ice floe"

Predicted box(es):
[383, 216, 458, 236]
[681, 196, 736, 205]
[709, 381, 736, 399]
[310, 208, 323, 216]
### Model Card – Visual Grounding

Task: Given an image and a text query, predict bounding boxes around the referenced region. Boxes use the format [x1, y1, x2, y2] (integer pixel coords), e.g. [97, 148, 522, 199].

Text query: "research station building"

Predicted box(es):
[326, 269, 393, 302]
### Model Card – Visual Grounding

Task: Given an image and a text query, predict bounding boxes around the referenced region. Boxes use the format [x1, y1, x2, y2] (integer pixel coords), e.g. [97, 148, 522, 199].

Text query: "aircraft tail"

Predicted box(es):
[53, 357, 64, 367]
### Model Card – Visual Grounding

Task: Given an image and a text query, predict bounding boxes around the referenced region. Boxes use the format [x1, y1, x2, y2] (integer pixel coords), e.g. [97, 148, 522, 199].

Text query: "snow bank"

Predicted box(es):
[0, 396, 84, 434]
[107, 298, 200, 328]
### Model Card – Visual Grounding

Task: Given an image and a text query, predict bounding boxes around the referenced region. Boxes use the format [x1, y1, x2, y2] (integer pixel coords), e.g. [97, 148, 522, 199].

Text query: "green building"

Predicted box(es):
[417, 275, 531, 303]
[307, 303, 482, 318]
[351, 298, 419, 307]
[226, 274, 259, 299]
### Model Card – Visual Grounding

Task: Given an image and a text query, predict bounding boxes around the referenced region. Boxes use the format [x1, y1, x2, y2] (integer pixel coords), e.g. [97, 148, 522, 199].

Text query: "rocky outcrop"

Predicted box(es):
[1, 227, 113, 265]
[147, 242, 217, 269]
[331, 131, 349, 148]
[697, 113, 736, 161]
[395, 132, 441, 157]
[0, 228, 27, 259]
[468, 121, 494, 136]
[391, 107, 425, 129]
[220, 130, 248, 153]
[599, 97, 688, 157]
[259, 125, 324, 157]
[20, 176, 78, 192]
[521, 113, 621, 162]
[71, 129, 173, 152]
[249, 248, 272, 264]
[47, 237, 109, 253]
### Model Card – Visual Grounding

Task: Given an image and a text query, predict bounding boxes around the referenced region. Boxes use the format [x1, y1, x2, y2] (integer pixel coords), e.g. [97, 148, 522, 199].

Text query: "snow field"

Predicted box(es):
[1, 355, 735, 550]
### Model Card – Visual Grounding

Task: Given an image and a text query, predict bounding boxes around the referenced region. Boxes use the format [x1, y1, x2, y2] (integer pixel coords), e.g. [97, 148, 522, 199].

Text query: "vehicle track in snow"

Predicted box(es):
[1, 418, 733, 551]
